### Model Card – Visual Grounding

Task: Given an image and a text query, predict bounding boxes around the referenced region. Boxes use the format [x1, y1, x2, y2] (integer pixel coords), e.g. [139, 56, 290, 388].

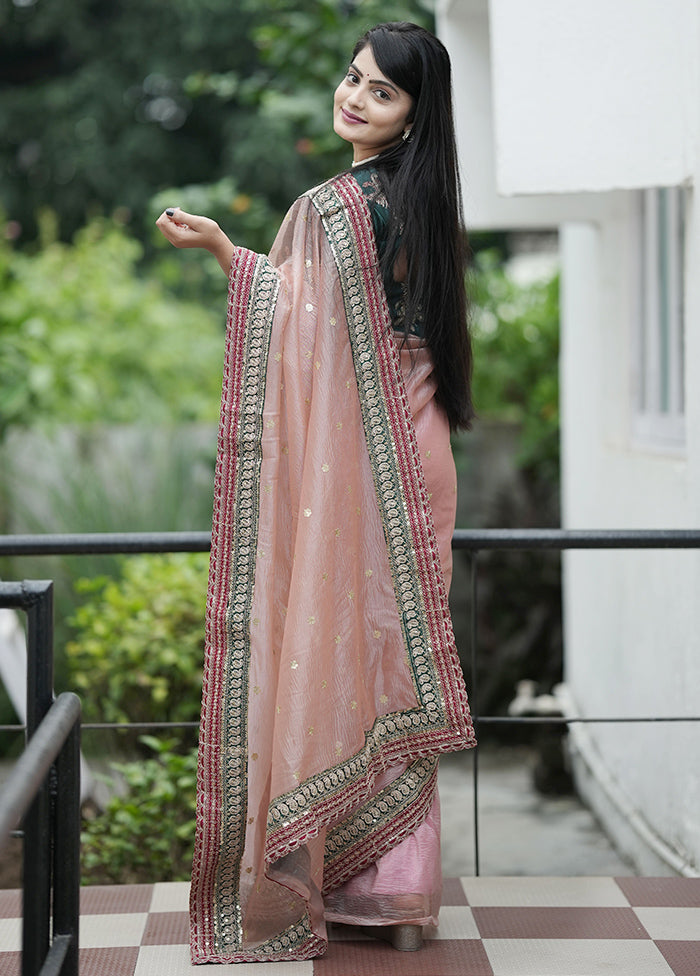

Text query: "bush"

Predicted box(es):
[81, 736, 197, 885]
[470, 250, 560, 486]
[66, 553, 208, 730]
[0, 213, 224, 443]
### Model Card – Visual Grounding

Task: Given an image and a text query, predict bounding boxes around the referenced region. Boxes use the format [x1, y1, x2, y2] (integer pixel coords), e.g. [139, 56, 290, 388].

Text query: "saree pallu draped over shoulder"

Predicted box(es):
[190, 173, 476, 964]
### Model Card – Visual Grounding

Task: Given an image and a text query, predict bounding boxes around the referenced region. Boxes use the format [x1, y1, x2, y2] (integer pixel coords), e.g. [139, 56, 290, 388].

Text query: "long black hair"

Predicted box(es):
[353, 22, 474, 431]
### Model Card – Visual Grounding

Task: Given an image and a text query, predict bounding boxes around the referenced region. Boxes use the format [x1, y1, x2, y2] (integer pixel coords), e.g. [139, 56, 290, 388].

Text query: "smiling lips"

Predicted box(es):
[341, 107, 366, 125]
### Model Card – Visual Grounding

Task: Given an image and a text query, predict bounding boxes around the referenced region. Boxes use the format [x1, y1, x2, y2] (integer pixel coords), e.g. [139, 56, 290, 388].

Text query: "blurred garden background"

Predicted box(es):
[0, 0, 561, 884]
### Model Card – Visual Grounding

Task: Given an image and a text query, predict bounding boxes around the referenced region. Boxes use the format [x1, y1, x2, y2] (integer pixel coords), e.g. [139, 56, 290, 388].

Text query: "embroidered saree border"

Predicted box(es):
[318, 176, 469, 741]
[190, 247, 290, 961]
[322, 756, 439, 893]
[331, 176, 472, 740]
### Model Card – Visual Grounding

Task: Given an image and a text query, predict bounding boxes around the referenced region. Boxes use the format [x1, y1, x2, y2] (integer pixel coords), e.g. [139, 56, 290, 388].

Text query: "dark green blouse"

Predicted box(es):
[350, 165, 422, 337]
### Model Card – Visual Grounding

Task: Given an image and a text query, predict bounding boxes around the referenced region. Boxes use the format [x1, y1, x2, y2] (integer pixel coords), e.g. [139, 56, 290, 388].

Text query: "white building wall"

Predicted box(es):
[560, 211, 700, 874]
[441, 0, 700, 874]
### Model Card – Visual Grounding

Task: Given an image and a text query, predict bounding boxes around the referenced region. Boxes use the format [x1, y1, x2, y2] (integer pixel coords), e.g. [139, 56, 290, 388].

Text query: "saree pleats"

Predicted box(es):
[190, 174, 475, 963]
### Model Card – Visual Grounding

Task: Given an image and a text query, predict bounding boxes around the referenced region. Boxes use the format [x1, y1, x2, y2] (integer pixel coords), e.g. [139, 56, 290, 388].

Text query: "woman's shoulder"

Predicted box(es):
[302, 169, 385, 202]
[295, 170, 389, 241]
[298, 173, 345, 214]
[300, 171, 380, 224]
[303, 171, 357, 200]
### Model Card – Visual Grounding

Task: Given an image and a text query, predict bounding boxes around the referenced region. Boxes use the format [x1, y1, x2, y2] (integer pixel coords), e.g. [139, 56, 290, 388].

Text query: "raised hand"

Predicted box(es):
[155, 207, 234, 273]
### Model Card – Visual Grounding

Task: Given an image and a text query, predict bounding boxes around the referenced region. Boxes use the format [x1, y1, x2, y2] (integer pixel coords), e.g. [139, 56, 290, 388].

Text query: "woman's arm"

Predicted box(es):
[155, 208, 235, 274]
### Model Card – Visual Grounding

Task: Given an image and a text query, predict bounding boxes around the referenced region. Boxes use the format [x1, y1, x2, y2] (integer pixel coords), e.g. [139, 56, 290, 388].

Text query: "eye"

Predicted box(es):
[373, 88, 391, 101]
[346, 70, 359, 84]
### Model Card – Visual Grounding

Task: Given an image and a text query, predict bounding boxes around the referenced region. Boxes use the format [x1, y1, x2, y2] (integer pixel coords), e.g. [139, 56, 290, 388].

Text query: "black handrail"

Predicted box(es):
[0, 531, 211, 555]
[453, 527, 700, 549]
[0, 693, 80, 850]
[0, 582, 81, 976]
[3, 527, 700, 556]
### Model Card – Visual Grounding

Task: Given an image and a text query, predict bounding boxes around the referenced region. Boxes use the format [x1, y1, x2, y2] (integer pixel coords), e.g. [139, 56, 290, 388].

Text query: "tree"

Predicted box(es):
[0, 213, 223, 441]
[0, 0, 260, 242]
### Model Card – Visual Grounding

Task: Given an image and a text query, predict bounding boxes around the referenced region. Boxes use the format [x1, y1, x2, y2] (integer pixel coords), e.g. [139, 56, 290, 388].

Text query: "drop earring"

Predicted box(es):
[402, 128, 412, 142]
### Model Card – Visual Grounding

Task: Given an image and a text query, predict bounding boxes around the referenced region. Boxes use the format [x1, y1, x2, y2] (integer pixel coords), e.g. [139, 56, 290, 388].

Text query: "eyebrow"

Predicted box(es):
[348, 62, 400, 95]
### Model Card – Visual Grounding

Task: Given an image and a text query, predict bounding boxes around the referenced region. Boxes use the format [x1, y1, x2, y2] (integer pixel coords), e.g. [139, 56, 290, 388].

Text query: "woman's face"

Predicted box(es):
[333, 44, 413, 163]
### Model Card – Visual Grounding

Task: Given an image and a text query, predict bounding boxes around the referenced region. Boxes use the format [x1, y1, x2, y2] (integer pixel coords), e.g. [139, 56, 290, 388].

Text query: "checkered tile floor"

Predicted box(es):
[1, 877, 699, 975]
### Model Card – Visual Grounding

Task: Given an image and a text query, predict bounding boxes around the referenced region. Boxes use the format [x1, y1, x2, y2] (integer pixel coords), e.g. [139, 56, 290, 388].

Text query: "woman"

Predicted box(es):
[157, 21, 475, 964]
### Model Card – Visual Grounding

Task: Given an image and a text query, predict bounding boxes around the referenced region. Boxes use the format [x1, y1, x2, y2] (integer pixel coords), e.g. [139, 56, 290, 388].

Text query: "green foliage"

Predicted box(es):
[470, 250, 560, 481]
[0, 0, 261, 242]
[81, 736, 197, 885]
[0, 215, 223, 440]
[66, 554, 208, 727]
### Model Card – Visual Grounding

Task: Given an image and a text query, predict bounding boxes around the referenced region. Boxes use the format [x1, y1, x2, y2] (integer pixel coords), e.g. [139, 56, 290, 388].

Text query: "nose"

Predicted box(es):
[346, 85, 364, 109]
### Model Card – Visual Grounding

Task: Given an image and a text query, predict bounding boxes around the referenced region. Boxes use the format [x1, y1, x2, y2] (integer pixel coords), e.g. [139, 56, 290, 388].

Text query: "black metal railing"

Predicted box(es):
[1, 529, 699, 889]
[452, 528, 700, 874]
[0, 581, 81, 976]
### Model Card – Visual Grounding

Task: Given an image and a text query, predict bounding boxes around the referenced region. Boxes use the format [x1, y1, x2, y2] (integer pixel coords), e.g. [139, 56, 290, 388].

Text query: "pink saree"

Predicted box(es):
[190, 173, 475, 963]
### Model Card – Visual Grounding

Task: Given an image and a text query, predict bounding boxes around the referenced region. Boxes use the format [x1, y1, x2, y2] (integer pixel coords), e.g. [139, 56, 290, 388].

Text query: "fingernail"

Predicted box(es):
[165, 208, 175, 216]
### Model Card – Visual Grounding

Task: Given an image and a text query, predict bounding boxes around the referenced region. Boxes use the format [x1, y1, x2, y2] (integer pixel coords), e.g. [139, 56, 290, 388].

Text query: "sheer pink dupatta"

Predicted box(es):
[189, 175, 474, 963]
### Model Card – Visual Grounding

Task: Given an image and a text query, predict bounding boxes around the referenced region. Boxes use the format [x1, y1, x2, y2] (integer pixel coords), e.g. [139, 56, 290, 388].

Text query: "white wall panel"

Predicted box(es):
[488, 0, 698, 194]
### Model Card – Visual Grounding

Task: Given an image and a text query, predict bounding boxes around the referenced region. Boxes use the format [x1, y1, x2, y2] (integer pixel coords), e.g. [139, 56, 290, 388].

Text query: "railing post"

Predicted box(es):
[53, 713, 81, 976]
[469, 552, 481, 878]
[22, 580, 54, 976]
[25, 580, 54, 738]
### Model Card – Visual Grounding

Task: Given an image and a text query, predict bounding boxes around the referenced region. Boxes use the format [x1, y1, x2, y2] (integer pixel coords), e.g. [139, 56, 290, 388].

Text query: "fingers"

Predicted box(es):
[161, 207, 192, 231]
[165, 207, 198, 228]
[155, 207, 200, 247]
[155, 206, 222, 252]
